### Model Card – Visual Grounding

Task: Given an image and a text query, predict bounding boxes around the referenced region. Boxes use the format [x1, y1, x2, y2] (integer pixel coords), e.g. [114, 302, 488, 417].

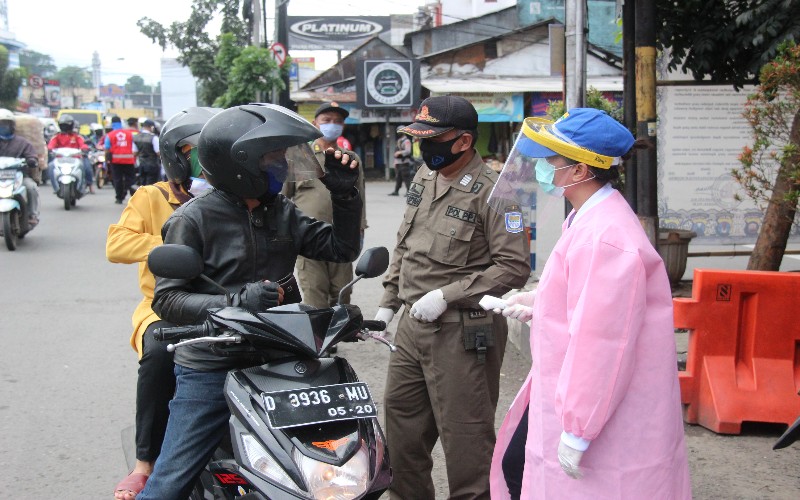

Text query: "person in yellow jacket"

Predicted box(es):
[106, 107, 221, 500]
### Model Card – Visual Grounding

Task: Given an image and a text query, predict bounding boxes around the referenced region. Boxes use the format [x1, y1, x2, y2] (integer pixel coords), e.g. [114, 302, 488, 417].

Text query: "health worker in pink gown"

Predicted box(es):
[486, 108, 692, 499]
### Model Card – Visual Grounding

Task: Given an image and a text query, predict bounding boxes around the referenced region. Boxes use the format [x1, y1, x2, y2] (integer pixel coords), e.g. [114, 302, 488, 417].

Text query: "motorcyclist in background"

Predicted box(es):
[0, 108, 40, 226]
[138, 103, 363, 500]
[106, 107, 222, 500]
[47, 114, 94, 194]
[88, 123, 105, 149]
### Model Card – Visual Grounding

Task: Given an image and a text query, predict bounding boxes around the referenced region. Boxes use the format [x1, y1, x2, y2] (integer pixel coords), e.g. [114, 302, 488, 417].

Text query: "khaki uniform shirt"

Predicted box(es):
[282, 142, 367, 230]
[380, 151, 531, 315]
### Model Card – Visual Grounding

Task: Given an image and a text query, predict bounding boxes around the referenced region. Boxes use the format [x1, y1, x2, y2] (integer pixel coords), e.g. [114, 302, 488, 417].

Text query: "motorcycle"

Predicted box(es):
[0, 157, 34, 251]
[145, 244, 395, 499]
[90, 148, 109, 189]
[51, 147, 86, 210]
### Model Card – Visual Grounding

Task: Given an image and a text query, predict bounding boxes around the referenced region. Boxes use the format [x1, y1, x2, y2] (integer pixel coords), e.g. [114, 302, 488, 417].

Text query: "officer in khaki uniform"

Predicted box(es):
[374, 96, 531, 499]
[282, 102, 367, 307]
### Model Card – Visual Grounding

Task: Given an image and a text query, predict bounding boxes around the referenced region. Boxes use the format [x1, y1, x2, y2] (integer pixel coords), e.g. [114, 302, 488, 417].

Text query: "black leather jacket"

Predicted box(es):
[152, 187, 362, 370]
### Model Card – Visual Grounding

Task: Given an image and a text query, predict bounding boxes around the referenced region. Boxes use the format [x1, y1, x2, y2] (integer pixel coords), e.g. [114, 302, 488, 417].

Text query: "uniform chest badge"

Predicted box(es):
[459, 174, 472, 186]
[504, 207, 523, 234]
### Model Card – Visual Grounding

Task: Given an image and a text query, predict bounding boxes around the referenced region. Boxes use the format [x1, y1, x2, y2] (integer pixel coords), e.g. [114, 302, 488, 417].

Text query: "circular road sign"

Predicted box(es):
[270, 42, 287, 67]
[366, 61, 411, 106]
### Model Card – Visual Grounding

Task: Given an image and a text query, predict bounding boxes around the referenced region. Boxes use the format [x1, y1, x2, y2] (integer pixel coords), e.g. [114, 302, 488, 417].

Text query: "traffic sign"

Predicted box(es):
[28, 75, 43, 88]
[270, 42, 287, 67]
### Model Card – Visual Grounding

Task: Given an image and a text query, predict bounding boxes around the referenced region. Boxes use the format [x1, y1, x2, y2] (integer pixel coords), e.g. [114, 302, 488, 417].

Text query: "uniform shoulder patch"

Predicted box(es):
[504, 204, 524, 233]
[406, 182, 424, 207]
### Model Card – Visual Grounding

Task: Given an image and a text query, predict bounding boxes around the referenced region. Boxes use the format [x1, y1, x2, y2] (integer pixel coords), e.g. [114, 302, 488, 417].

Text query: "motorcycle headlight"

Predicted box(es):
[0, 182, 12, 198]
[292, 440, 370, 500]
[240, 433, 303, 494]
[13, 171, 23, 190]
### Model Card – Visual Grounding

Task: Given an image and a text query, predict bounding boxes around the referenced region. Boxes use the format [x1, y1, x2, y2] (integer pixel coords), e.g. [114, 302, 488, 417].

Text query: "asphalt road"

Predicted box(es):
[0, 179, 798, 499]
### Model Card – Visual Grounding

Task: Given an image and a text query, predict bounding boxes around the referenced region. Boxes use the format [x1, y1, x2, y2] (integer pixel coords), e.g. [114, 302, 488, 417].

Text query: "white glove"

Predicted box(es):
[558, 433, 588, 480]
[409, 289, 447, 322]
[498, 290, 537, 322]
[374, 307, 396, 342]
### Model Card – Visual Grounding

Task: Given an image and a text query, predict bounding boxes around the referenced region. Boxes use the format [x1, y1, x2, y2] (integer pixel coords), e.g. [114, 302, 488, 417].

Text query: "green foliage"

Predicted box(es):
[0, 46, 22, 109]
[137, 0, 249, 105]
[732, 41, 800, 211]
[544, 87, 623, 121]
[657, 0, 800, 88]
[213, 44, 284, 107]
[56, 66, 93, 88]
[19, 49, 56, 77]
[125, 75, 148, 93]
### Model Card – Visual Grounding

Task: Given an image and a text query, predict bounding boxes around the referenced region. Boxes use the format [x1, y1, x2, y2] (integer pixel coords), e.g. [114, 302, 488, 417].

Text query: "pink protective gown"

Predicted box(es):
[490, 189, 691, 499]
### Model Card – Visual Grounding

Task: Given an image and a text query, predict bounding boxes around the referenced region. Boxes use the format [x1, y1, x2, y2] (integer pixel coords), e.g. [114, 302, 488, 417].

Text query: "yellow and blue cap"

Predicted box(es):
[517, 108, 634, 169]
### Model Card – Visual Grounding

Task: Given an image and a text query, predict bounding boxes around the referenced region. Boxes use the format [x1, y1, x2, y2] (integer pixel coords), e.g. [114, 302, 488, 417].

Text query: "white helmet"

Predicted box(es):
[0, 108, 15, 122]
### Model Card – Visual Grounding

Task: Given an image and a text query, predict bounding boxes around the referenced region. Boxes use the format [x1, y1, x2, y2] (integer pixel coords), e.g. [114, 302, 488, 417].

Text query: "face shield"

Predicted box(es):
[257, 142, 324, 195]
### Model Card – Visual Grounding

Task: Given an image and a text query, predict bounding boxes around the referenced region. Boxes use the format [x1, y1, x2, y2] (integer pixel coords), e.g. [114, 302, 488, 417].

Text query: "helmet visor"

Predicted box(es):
[258, 142, 323, 183]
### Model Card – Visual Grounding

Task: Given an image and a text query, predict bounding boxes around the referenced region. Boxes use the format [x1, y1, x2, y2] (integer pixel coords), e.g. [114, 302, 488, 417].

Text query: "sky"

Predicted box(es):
[7, 0, 428, 86]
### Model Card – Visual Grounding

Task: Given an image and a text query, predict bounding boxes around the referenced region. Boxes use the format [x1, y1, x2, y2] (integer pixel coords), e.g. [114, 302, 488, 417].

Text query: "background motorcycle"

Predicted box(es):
[51, 147, 86, 210]
[90, 148, 108, 189]
[0, 156, 33, 250]
[145, 244, 394, 500]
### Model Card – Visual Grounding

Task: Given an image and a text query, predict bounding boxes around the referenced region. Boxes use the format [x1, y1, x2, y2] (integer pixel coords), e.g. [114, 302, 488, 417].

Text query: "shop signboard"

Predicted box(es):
[288, 16, 390, 51]
[356, 59, 419, 109]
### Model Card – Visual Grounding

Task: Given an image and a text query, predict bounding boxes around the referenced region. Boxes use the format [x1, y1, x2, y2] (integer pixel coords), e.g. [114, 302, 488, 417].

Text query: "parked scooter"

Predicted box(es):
[89, 148, 109, 189]
[145, 244, 394, 499]
[0, 157, 34, 251]
[51, 147, 86, 210]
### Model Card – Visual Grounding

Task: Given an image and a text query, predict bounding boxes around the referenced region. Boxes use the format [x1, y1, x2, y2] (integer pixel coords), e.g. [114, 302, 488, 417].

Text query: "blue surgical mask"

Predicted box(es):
[534, 158, 596, 198]
[0, 125, 13, 139]
[319, 123, 343, 142]
[260, 157, 290, 195]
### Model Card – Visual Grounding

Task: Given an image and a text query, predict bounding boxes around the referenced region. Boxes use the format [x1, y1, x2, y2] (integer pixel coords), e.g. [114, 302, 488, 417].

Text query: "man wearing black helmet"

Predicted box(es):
[47, 113, 94, 194]
[139, 103, 362, 500]
[106, 107, 221, 500]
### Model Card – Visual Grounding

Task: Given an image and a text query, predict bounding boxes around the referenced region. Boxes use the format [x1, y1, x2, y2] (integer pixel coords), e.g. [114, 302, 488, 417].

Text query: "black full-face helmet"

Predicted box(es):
[58, 114, 75, 133]
[198, 104, 323, 199]
[160, 107, 222, 184]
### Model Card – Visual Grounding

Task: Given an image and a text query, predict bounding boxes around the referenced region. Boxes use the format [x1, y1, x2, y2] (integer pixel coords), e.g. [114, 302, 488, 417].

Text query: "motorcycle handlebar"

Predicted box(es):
[153, 324, 209, 342]
[361, 320, 386, 332]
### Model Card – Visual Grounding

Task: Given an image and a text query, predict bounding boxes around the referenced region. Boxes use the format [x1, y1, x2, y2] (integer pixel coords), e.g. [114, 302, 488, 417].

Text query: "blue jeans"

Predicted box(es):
[137, 365, 230, 500]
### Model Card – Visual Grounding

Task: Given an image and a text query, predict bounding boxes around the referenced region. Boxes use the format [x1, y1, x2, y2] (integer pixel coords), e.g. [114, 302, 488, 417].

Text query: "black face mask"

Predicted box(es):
[420, 134, 466, 170]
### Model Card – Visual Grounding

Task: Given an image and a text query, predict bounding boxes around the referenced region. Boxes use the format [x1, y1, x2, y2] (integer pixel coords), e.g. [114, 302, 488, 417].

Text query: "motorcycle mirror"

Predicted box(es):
[355, 246, 389, 279]
[148, 244, 204, 280]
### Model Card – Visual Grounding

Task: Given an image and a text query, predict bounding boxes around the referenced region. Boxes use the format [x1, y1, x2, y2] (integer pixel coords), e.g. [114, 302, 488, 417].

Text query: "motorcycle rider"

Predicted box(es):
[0, 109, 40, 226]
[139, 103, 363, 500]
[47, 113, 94, 194]
[106, 107, 221, 500]
[105, 116, 137, 204]
[133, 119, 160, 186]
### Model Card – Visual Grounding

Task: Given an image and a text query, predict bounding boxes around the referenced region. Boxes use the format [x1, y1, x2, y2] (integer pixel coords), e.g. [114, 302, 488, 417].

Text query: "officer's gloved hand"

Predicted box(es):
[409, 289, 447, 322]
[558, 432, 589, 480]
[236, 281, 283, 313]
[374, 307, 396, 342]
[498, 290, 536, 322]
[320, 148, 359, 196]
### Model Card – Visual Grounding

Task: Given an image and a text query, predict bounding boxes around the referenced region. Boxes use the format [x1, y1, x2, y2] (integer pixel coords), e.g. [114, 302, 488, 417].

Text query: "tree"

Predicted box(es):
[19, 49, 56, 78]
[56, 66, 93, 88]
[732, 42, 800, 271]
[657, 0, 800, 89]
[137, 0, 249, 105]
[657, 0, 800, 270]
[125, 75, 148, 93]
[545, 87, 623, 122]
[214, 41, 286, 107]
[0, 46, 23, 109]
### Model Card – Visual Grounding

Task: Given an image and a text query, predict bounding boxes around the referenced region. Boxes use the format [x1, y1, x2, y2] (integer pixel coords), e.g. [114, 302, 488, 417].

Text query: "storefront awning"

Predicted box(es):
[422, 76, 623, 93]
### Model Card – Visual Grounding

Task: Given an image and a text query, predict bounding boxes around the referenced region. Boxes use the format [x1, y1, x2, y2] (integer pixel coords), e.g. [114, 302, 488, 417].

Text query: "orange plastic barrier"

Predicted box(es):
[675, 269, 800, 434]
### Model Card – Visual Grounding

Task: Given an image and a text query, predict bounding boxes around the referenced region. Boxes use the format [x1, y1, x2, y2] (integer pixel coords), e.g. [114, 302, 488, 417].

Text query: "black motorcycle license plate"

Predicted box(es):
[262, 382, 377, 429]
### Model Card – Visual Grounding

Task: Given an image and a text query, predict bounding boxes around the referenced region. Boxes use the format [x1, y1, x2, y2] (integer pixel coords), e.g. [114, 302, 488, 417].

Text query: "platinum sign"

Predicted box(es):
[288, 16, 390, 50]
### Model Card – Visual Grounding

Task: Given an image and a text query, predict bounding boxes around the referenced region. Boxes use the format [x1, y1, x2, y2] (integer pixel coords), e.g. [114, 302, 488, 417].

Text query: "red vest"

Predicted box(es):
[108, 129, 136, 164]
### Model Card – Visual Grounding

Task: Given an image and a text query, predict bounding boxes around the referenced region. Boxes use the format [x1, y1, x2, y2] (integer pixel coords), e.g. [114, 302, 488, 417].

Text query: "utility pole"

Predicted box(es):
[251, 0, 261, 46]
[564, 0, 587, 109]
[275, 0, 292, 109]
[635, 0, 658, 245]
[622, 0, 637, 212]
